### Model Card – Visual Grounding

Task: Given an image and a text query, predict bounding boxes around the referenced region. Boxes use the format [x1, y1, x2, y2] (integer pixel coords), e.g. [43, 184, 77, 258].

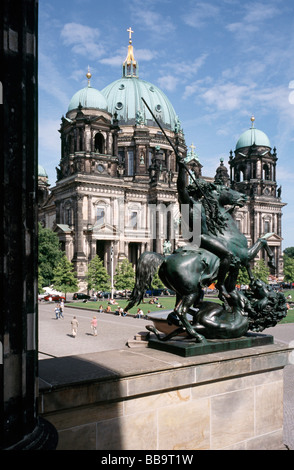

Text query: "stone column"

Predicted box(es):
[0, 0, 57, 449]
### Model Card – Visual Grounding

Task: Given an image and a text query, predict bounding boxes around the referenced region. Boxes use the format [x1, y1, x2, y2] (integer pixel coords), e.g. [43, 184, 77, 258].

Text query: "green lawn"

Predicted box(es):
[66, 289, 294, 323]
[66, 296, 178, 315]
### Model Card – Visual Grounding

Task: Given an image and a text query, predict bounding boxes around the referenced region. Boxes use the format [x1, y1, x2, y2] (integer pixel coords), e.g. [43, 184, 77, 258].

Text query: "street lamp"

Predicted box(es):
[111, 245, 114, 299]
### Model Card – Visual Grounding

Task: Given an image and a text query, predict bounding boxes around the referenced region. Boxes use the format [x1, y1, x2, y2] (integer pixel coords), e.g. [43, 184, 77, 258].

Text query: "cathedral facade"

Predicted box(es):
[38, 31, 285, 288]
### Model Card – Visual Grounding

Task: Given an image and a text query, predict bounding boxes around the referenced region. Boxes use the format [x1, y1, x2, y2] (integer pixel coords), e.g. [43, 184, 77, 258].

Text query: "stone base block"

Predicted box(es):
[39, 341, 292, 450]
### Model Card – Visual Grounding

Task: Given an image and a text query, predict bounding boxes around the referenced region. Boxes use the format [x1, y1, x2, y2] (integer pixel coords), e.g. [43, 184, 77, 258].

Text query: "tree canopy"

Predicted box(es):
[284, 247, 294, 258]
[283, 256, 294, 282]
[114, 258, 135, 291]
[86, 255, 111, 292]
[38, 222, 62, 287]
[52, 253, 78, 299]
[251, 258, 270, 284]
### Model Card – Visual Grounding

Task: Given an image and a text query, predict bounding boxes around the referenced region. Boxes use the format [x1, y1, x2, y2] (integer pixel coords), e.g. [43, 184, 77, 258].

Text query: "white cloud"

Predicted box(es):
[128, 1, 175, 35]
[157, 75, 179, 92]
[226, 1, 281, 36]
[39, 119, 61, 154]
[182, 2, 220, 28]
[39, 51, 70, 108]
[201, 82, 252, 111]
[61, 23, 105, 59]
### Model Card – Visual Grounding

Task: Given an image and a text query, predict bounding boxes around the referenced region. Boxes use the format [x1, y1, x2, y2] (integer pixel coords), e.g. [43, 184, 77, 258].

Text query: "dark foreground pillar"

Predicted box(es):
[0, 0, 57, 449]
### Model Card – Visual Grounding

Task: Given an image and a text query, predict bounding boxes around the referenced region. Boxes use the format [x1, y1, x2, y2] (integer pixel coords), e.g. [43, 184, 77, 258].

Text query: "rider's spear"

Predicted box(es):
[141, 97, 212, 208]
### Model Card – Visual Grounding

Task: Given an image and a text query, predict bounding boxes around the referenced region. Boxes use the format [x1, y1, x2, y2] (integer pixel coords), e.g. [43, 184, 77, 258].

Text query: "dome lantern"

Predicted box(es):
[123, 27, 138, 78]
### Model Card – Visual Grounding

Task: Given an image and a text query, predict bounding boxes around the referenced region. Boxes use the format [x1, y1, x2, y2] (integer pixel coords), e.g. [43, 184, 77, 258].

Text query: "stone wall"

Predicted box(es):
[38, 342, 291, 450]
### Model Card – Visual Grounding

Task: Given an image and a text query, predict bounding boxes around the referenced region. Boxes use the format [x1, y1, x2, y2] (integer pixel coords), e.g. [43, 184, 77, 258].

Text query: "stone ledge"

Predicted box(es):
[39, 340, 291, 415]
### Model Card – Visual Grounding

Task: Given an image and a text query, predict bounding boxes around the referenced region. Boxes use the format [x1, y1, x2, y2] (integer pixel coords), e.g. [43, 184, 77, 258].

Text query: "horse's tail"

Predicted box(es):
[125, 252, 165, 311]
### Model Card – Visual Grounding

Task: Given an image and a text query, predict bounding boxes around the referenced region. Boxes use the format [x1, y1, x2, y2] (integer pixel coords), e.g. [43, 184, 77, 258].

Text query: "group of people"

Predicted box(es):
[148, 297, 163, 308]
[58, 296, 151, 339]
[70, 315, 97, 337]
[115, 306, 127, 316]
[54, 299, 65, 319]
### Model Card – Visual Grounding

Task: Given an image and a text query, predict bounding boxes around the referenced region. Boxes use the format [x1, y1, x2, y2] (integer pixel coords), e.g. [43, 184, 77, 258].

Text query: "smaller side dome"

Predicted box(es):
[235, 117, 271, 150]
[38, 164, 48, 178]
[68, 69, 108, 112]
[68, 86, 108, 112]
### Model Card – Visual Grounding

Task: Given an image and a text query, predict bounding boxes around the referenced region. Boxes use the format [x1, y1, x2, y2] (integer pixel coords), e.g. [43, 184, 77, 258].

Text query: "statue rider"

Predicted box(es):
[177, 158, 240, 300]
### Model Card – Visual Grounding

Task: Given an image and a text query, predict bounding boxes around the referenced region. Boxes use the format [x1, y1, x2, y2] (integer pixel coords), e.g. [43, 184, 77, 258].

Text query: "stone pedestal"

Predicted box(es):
[38, 340, 292, 450]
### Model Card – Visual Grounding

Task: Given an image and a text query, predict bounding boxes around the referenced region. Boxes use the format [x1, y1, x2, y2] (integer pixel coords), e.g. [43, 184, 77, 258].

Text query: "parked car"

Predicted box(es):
[145, 288, 164, 296]
[44, 294, 65, 302]
[115, 290, 131, 297]
[162, 288, 175, 296]
[72, 293, 90, 300]
[38, 293, 47, 301]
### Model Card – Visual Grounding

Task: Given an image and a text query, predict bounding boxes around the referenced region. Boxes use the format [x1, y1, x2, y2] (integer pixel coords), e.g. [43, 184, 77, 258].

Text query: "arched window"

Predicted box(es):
[96, 206, 105, 226]
[263, 164, 270, 180]
[264, 219, 271, 234]
[94, 133, 104, 153]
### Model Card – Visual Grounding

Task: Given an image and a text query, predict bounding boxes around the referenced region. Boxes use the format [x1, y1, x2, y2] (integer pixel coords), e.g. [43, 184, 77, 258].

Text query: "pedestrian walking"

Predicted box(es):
[55, 303, 60, 319]
[90, 316, 97, 336]
[60, 298, 65, 317]
[71, 316, 79, 337]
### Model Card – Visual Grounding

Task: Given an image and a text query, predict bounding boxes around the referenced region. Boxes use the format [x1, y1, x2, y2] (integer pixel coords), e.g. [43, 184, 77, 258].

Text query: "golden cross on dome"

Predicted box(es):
[127, 27, 134, 43]
[190, 142, 196, 154]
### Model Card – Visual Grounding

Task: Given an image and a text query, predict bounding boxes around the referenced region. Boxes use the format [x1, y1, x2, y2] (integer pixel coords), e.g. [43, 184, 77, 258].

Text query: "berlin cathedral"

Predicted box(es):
[38, 29, 286, 290]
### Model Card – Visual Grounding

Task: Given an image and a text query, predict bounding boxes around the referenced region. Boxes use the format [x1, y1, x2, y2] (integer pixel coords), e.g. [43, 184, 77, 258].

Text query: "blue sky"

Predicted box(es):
[39, 0, 294, 250]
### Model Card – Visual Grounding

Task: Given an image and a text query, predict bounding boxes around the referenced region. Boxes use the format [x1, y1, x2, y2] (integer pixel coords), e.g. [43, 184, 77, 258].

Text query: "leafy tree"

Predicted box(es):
[283, 256, 294, 282]
[86, 255, 111, 292]
[236, 266, 250, 286]
[151, 271, 165, 289]
[38, 222, 62, 286]
[252, 258, 270, 284]
[284, 247, 294, 259]
[52, 253, 78, 300]
[114, 258, 135, 291]
[38, 267, 45, 294]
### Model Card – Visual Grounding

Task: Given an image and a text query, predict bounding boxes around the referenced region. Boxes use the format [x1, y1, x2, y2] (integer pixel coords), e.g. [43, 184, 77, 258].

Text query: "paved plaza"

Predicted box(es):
[38, 301, 294, 450]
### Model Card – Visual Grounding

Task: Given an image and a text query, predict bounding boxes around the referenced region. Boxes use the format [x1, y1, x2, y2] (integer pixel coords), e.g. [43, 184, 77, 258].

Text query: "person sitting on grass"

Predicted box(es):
[136, 308, 144, 318]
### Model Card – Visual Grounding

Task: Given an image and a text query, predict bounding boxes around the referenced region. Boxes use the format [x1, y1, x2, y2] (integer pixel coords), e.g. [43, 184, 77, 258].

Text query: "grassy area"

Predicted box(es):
[281, 290, 294, 324]
[66, 296, 178, 315]
[66, 289, 294, 323]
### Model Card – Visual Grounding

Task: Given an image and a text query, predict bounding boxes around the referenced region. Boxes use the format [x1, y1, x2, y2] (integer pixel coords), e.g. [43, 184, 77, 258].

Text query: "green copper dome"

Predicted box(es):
[101, 77, 178, 130]
[38, 164, 48, 177]
[68, 85, 108, 112]
[236, 118, 271, 150]
[101, 32, 179, 131]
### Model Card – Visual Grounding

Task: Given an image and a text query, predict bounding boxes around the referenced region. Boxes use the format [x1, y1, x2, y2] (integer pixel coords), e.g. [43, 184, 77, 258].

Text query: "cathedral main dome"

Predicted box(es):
[235, 117, 271, 150]
[101, 30, 179, 131]
[102, 77, 178, 131]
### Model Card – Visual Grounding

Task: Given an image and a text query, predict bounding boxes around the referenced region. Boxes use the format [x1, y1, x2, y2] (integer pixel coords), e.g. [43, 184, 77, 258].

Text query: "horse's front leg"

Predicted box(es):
[175, 295, 207, 343]
[248, 238, 275, 270]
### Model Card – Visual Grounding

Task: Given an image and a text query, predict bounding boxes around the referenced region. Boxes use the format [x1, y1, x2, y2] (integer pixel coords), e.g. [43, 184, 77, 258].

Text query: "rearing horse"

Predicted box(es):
[126, 185, 275, 342]
[177, 159, 275, 300]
